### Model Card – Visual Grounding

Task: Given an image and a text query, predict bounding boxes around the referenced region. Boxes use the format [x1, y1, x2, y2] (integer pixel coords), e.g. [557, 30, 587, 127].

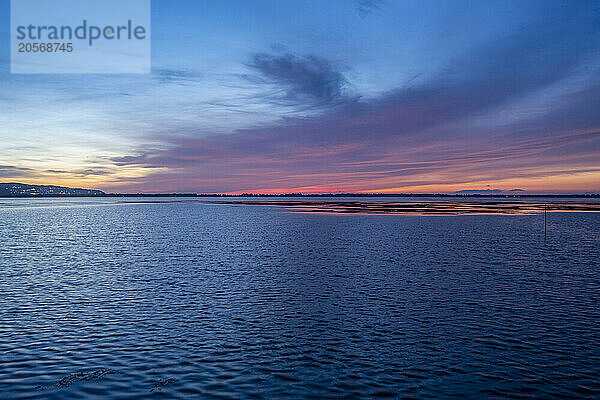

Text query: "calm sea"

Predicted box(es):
[1, 198, 599, 399]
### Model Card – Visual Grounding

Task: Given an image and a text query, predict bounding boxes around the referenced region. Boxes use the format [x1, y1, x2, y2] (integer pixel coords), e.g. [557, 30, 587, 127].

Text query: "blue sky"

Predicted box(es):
[0, 0, 599, 193]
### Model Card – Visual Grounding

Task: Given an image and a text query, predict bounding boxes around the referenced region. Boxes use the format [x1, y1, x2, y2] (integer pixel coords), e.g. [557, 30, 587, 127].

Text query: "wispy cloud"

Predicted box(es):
[357, 0, 383, 18]
[244, 52, 355, 108]
[0, 165, 33, 178]
[154, 68, 203, 85]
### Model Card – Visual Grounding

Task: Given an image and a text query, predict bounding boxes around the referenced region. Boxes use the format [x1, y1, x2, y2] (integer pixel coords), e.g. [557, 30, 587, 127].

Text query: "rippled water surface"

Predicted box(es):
[1, 199, 599, 399]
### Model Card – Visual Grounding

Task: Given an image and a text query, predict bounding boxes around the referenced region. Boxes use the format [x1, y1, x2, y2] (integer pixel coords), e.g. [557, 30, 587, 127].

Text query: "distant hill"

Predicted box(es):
[0, 183, 105, 197]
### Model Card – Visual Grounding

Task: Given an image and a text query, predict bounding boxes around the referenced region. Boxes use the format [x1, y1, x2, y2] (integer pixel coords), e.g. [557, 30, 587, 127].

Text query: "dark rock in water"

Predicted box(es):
[151, 377, 177, 392]
[55, 369, 116, 388]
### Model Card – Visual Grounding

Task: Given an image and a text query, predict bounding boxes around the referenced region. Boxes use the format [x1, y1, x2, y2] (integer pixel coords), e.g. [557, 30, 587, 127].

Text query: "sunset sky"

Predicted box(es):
[0, 0, 599, 194]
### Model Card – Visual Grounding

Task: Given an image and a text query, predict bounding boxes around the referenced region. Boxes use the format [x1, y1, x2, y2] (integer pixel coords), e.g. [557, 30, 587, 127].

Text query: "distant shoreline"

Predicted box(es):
[1, 183, 598, 198]
[0, 193, 599, 199]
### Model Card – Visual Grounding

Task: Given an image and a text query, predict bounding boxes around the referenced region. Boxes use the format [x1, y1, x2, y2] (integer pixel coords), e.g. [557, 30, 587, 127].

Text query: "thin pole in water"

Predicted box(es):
[544, 203, 547, 239]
